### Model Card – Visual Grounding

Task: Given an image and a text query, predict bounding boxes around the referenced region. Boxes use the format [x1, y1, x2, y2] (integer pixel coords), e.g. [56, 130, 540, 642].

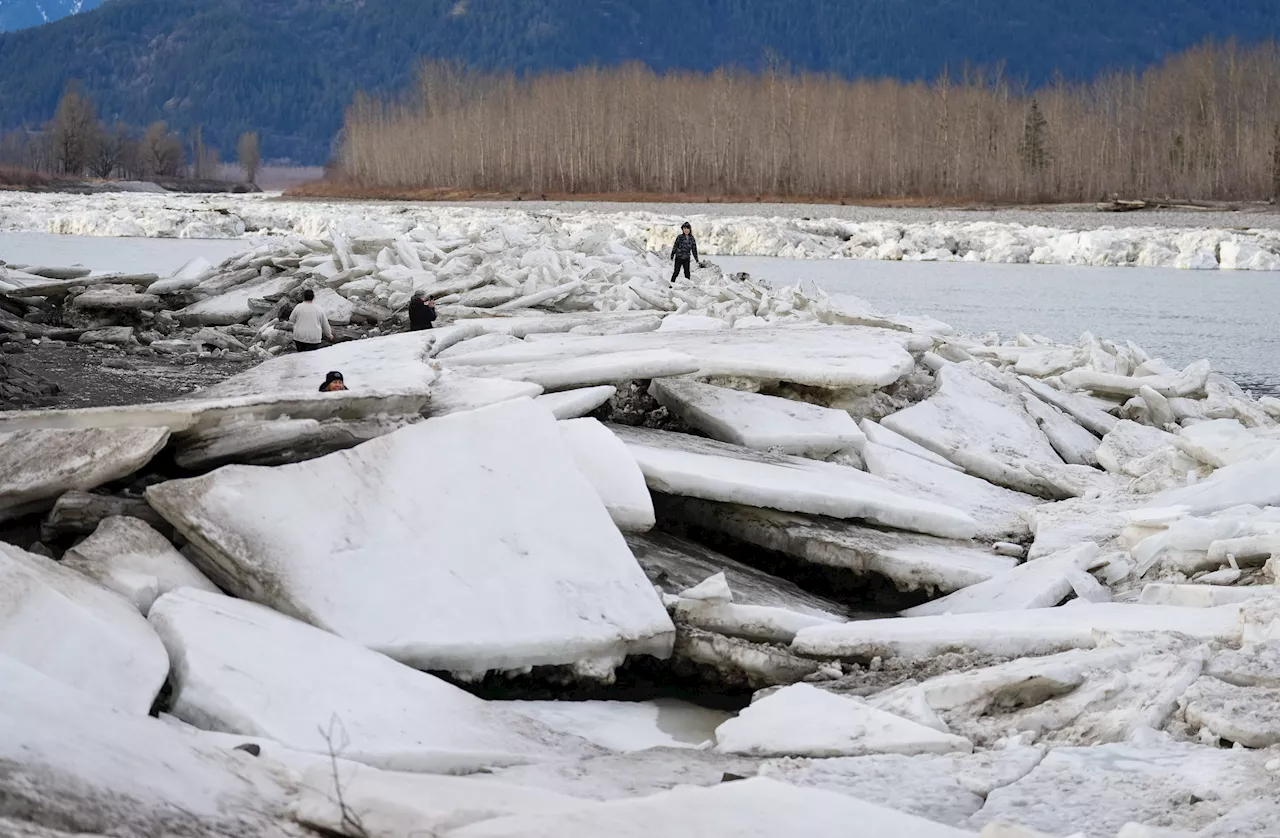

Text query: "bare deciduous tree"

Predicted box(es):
[142, 121, 185, 177]
[336, 41, 1280, 203]
[237, 131, 262, 183]
[48, 84, 99, 177]
[89, 122, 130, 179]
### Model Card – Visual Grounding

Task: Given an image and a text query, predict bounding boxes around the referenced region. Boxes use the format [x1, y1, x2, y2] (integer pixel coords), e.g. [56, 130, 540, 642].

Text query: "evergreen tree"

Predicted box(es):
[1019, 100, 1050, 173]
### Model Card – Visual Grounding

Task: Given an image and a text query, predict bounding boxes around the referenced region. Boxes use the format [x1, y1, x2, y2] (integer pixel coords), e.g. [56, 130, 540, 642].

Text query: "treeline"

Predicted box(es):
[338, 42, 1280, 202]
[5, 0, 1280, 165]
[0, 85, 263, 183]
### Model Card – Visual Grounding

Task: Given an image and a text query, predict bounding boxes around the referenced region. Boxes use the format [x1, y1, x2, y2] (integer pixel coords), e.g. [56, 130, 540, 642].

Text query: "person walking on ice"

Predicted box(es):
[670, 222, 699, 283]
[289, 288, 332, 352]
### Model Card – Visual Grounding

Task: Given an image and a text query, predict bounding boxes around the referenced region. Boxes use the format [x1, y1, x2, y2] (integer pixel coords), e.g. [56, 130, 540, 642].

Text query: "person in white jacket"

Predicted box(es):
[289, 289, 332, 352]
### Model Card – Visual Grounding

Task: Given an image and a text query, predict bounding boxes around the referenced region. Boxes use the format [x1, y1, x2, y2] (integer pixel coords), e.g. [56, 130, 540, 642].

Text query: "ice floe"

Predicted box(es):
[614, 425, 977, 539]
[60, 515, 219, 614]
[0, 541, 169, 714]
[714, 683, 973, 758]
[149, 588, 600, 772]
[146, 398, 673, 678]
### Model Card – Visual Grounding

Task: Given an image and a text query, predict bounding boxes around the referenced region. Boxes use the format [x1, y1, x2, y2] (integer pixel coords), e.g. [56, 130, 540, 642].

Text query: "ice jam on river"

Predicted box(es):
[2, 194, 1280, 838]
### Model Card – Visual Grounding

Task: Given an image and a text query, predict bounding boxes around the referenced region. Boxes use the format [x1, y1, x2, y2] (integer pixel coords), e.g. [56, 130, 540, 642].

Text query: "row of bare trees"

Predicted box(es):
[338, 41, 1280, 201]
[0, 85, 263, 183]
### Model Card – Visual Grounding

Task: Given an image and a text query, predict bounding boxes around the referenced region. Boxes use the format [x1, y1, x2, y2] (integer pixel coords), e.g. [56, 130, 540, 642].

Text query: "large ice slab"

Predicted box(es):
[61, 515, 219, 615]
[0, 426, 169, 520]
[1097, 420, 1179, 476]
[450, 777, 976, 838]
[0, 542, 169, 714]
[195, 329, 443, 397]
[881, 363, 1067, 499]
[656, 496, 1014, 595]
[146, 398, 673, 677]
[1019, 375, 1118, 437]
[650, 378, 866, 458]
[446, 324, 929, 390]
[613, 425, 977, 540]
[860, 419, 963, 471]
[1152, 447, 1280, 515]
[0, 656, 299, 838]
[451, 349, 701, 392]
[1022, 393, 1101, 467]
[149, 588, 599, 772]
[1181, 677, 1280, 748]
[862, 442, 1041, 543]
[901, 544, 1101, 617]
[792, 603, 1242, 662]
[558, 418, 655, 532]
[714, 683, 972, 758]
[176, 274, 300, 325]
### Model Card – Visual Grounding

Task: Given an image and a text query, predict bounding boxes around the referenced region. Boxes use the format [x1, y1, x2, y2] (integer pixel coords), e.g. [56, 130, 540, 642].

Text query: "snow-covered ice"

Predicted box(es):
[536, 384, 617, 419]
[862, 441, 1041, 542]
[0, 541, 169, 714]
[0, 655, 299, 838]
[0, 426, 169, 520]
[294, 761, 589, 838]
[757, 750, 1046, 828]
[881, 363, 1068, 499]
[901, 543, 1101, 617]
[146, 398, 673, 678]
[968, 743, 1279, 836]
[792, 603, 1242, 662]
[149, 588, 599, 773]
[448, 324, 928, 391]
[558, 417, 655, 532]
[60, 515, 219, 614]
[7, 192, 1280, 277]
[499, 699, 731, 752]
[450, 776, 977, 838]
[613, 425, 977, 539]
[714, 683, 973, 758]
[649, 378, 866, 457]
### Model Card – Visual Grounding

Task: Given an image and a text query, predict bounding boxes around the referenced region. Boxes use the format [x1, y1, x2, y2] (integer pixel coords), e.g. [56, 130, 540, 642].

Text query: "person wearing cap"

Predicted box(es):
[408, 290, 438, 331]
[669, 222, 699, 283]
[319, 371, 347, 392]
[289, 288, 333, 352]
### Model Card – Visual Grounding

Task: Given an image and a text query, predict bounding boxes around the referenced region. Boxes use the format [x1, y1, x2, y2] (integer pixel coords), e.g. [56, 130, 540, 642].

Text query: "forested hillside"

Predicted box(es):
[2, 0, 1280, 162]
[0, 0, 105, 33]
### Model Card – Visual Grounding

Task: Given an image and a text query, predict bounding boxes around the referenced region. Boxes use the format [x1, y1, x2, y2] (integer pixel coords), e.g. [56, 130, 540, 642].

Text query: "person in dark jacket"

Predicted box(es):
[670, 222, 699, 283]
[319, 371, 347, 392]
[408, 291, 438, 331]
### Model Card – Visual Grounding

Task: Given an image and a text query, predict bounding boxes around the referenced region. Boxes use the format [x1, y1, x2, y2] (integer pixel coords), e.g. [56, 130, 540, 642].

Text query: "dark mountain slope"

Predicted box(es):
[2, 0, 1279, 163]
[0, 0, 107, 33]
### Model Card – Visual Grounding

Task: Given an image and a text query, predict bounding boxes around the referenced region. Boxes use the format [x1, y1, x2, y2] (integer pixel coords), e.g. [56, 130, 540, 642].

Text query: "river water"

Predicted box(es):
[719, 256, 1280, 396]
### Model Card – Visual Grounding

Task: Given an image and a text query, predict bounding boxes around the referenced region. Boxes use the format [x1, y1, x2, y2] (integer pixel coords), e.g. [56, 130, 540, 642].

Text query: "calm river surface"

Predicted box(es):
[719, 256, 1280, 396]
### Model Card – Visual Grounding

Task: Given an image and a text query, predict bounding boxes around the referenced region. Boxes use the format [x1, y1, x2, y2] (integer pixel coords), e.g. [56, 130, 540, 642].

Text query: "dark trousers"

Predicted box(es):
[671, 256, 691, 282]
[295, 340, 321, 352]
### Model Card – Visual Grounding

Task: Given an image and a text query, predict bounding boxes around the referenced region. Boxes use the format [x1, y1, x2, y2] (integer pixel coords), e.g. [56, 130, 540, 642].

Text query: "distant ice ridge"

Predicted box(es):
[2, 191, 1280, 270]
